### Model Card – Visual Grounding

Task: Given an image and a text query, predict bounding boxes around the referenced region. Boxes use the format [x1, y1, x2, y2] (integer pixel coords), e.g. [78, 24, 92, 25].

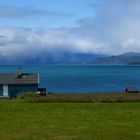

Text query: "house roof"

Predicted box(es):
[0, 73, 39, 85]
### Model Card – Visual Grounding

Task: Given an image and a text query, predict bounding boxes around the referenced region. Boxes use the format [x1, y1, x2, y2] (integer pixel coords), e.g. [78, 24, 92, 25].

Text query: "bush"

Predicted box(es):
[17, 92, 39, 100]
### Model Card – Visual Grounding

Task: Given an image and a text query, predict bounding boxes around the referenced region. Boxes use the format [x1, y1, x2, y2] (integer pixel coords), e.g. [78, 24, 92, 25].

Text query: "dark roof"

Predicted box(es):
[0, 73, 39, 85]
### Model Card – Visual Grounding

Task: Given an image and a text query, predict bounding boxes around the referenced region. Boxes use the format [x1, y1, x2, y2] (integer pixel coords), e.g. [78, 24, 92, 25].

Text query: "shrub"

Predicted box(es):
[17, 92, 39, 100]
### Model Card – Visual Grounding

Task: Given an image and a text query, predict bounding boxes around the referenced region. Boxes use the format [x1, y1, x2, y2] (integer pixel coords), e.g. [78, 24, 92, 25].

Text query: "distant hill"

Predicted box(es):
[50, 53, 104, 64]
[88, 52, 140, 64]
[0, 52, 105, 65]
[1, 51, 140, 65]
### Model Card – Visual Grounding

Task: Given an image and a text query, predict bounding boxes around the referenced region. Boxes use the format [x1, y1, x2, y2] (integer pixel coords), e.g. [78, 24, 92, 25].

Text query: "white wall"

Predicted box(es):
[3, 85, 9, 97]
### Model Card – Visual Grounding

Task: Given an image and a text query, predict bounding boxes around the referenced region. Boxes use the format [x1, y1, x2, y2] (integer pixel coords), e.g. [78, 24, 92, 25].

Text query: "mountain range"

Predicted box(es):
[88, 52, 140, 64]
[0, 52, 104, 65]
[0, 51, 139, 65]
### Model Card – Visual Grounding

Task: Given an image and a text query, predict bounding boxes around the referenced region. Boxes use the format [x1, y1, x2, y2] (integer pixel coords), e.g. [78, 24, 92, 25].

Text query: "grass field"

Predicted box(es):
[0, 101, 140, 140]
[20, 93, 140, 103]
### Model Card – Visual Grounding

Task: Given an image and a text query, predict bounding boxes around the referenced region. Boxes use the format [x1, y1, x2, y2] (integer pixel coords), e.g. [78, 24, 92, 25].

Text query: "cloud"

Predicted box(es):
[83, 0, 140, 54]
[78, 17, 95, 28]
[124, 0, 140, 16]
[0, 27, 103, 53]
[0, 26, 110, 64]
[122, 38, 140, 52]
[0, 35, 7, 46]
[0, 0, 140, 63]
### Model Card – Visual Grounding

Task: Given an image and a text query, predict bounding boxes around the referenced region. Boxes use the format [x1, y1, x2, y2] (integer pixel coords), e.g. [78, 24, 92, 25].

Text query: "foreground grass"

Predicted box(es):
[0, 101, 140, 140]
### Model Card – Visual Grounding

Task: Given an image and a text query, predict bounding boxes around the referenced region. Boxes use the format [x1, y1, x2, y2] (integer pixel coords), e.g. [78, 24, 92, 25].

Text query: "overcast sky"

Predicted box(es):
[0, 0, 140, 60]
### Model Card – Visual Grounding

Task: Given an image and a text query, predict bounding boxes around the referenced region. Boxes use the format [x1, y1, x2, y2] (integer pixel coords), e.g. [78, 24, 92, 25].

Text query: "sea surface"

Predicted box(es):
[0, 64, 140, 93]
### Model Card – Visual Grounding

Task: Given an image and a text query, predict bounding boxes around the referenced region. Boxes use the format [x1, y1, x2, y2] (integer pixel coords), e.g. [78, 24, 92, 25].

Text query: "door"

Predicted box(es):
[3, 85, 8, 96]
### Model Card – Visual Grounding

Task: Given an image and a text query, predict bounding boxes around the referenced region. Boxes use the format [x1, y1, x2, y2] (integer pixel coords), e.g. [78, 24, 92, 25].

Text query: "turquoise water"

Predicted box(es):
[0, 64, 140, 93]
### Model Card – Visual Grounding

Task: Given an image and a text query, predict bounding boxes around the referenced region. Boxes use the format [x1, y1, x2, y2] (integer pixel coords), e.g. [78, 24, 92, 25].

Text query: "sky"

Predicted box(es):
[0, 0, 140, 63]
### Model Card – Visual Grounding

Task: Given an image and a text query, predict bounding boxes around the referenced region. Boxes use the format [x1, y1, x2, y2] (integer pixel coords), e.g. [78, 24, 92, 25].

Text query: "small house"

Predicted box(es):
[125, 87, 139, 93]
[0, 73, 39, 97]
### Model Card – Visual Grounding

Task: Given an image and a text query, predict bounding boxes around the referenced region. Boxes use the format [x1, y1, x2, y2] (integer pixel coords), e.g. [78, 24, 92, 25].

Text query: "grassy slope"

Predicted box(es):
[0, 101, 140, 140]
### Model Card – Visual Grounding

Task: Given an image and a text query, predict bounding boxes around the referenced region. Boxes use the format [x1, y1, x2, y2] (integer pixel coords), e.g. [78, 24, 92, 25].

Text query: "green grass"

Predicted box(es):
[20, 93, 140, 103]
[0, 101, 140, 139]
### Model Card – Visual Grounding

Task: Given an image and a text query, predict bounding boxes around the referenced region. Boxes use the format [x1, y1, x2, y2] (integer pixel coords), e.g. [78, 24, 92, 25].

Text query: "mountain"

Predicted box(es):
[0, 52, 105, 65]
[89, 52, 140, 64]
[52, 53, 105, 64]
[1, 51, 140, 65]
[25, 53, 105, 64]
